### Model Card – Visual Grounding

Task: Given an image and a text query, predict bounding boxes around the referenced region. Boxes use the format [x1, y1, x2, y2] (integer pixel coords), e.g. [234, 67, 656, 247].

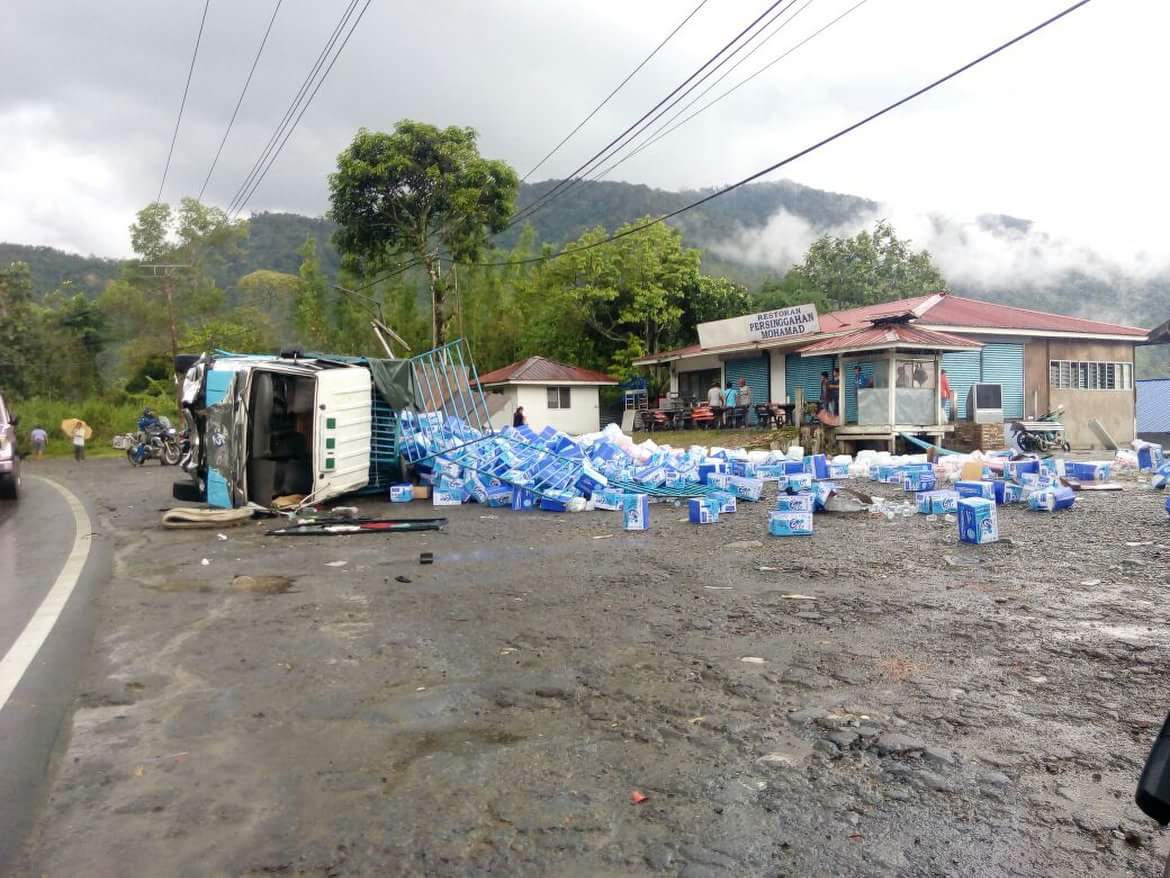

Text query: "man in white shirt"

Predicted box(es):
[707, 380, 723, 408]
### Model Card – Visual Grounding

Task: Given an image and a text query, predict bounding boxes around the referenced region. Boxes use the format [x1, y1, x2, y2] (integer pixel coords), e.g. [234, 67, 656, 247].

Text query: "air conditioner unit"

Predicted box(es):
[967, 383, 1003, 424]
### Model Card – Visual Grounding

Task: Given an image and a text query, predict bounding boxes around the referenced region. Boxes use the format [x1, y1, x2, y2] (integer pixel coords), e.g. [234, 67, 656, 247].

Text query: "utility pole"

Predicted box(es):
[138, 263, 192, 409]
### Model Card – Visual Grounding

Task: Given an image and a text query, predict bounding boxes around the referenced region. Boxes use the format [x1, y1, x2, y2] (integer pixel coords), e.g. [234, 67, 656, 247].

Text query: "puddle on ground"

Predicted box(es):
[140, 578, 214, 593]
[231, 575, 294, 594]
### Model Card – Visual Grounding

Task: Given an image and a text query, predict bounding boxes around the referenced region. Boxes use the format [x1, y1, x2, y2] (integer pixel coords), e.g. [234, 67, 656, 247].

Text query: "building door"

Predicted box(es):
[678, 368, 721, 404]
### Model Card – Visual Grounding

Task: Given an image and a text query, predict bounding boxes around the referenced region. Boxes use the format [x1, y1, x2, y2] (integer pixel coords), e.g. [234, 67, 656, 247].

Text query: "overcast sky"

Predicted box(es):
[0, 0, 1162, 265]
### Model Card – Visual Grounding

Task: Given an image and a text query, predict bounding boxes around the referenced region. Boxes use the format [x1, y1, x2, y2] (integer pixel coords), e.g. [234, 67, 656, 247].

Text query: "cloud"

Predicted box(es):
[707, 201, 1170, 298]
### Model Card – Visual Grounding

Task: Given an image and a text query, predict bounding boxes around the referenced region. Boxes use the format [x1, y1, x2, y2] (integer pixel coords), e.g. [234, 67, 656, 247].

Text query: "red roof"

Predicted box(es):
[917, 294, 1148, 337]
[818, 295, 939, 332]
[634, 292, 1148, 364]
[476, 356, 618, 386]
[798, 324, 983, 355]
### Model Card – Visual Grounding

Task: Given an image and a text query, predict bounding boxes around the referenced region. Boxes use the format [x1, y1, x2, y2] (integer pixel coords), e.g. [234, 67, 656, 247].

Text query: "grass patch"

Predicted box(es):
[632, 426, 799, 451]
[8, 393, 178, 459]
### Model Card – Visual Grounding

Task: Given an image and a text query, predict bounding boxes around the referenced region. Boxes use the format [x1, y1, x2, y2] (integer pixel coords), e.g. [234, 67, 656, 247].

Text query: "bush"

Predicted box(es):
[9, 390, 178, 458]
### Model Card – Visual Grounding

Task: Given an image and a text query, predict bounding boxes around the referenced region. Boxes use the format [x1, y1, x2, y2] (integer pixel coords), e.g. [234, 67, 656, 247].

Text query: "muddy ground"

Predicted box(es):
[16, 458, 1170, 877]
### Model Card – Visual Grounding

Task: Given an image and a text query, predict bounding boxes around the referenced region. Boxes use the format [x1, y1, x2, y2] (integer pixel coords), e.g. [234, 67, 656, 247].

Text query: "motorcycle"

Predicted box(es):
[121, 416, 181, 466]
[1010, 405, 1072, 454]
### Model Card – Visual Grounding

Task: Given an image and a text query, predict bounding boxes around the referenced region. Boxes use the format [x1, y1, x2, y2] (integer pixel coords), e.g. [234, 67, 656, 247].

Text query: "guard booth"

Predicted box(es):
[796, 321, 984, 453]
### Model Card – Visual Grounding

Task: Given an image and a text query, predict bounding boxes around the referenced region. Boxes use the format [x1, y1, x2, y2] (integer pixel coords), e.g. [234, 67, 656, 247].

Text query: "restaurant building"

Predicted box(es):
[633, 292, 1150, 449]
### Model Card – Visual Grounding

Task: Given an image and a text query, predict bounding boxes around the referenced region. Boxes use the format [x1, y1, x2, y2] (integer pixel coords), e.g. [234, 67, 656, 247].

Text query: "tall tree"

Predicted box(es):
[0, 262, 38, 396]
[327, 121, 519, 347]
[792, 220, 947, 310]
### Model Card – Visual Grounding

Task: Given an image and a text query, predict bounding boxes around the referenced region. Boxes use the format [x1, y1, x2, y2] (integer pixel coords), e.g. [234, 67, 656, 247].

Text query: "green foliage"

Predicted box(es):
[753, 272, 826, 313]
[792, 220, 947, 310]
[328, 121, 519, 344]
[10, 389, 176, 458]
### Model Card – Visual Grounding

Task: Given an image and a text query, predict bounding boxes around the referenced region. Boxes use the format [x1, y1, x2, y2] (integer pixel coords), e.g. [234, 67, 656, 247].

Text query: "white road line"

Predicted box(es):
[0, 477, 93, 713]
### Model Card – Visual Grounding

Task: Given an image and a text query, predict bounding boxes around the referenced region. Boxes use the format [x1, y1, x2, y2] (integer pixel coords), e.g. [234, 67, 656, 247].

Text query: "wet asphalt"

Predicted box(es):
[11, 458, 1170, 876]
[0, 471, 108, 875]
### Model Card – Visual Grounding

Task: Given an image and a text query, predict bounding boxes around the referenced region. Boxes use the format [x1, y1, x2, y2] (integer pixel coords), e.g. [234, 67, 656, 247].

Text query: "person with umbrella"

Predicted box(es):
[61, 418, 92, 462]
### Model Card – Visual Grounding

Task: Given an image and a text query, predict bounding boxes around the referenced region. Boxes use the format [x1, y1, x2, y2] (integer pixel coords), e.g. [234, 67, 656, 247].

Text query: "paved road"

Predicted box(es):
[0, 476, 107, 875]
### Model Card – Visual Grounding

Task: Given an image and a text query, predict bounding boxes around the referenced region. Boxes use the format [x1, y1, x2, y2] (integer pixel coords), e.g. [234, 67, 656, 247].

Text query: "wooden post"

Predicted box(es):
[887, 352, 897, 428]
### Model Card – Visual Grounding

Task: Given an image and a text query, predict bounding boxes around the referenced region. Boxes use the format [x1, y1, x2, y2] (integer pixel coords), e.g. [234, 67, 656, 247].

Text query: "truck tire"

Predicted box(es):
[0, 472, 18, 500]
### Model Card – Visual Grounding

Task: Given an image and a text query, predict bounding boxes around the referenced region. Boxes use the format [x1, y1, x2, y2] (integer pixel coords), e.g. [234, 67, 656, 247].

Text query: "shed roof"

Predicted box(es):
[797, 324, 983, 356]
[476, 356, 619, 386]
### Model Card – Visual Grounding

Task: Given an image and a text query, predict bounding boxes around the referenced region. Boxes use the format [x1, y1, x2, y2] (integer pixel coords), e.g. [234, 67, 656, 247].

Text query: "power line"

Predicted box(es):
[197, 0, 284, 202]
[230, 0, 375, 218]
[507, 0, 797, 229]
[225, 0, 362, 215]
[592, 0, 869, 183]
[520, 0, 710, 183]
[156, 0, 212, 203]
[575, 0, 818, 197]
[460, 0, 1094, 270]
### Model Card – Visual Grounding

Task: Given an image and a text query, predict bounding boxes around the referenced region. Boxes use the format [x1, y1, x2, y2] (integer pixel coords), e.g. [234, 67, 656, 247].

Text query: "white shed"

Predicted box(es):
[475, 356, 619, 435]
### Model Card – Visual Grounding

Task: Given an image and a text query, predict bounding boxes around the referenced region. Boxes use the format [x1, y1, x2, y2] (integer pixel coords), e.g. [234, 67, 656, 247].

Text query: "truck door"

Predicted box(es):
[312, 366, 373, 503]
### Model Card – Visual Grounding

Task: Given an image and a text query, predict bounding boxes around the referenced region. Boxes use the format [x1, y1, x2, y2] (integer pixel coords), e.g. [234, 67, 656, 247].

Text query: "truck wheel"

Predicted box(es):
[0, 473, 18, 500]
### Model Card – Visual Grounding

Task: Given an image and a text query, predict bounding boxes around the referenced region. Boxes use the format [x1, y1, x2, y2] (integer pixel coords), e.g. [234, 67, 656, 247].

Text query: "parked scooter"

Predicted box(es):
[123, 409, 180, 466]
[1010, 405, 1071, 454]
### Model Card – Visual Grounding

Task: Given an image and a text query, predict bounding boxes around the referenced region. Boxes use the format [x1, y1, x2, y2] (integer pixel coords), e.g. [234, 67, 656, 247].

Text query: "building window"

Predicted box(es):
[1049, 360, 1132, 390]
[547, 386, 571, 409]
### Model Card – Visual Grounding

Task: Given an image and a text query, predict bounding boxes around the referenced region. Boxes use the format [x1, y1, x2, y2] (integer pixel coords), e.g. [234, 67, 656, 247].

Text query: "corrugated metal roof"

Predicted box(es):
[797, 324, 983, 355]
[634, 292, 1149, 365]
[921, 295, 1148, 337]
[476, 356, 619, 386]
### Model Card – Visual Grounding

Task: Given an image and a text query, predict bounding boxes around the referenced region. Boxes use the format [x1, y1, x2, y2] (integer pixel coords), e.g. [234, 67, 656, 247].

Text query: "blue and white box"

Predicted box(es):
[1027, 486, 1076, 511]
[828, 462, 851, 479]
[698, 462, 725, 484]
[389, 483, 413, 503]
[955, 480, 995, 500]
[1066, 461, 1112, 481]
[434, 478, 466, 506]
[730, 459, 757, 478]
[484, 487, 512, 507]
[995, 481, 1024, 504]
[511, 487, 538, 511]
[1138, 443, 1165, 472]
[957, 497, 999, 544]
[622, 494, 650, 531]
[915, 490, 959, 514]
[707, 472, 731, 490]
[710, 491, 737, 514]
[903, 471, 937, 492]
[775, 494, 814, 513]
[768, 511, 814, 537]
[803, 454, 829, 480]
[728, 476, 764, 502]
[688, 498, 719, 524]
[1005, 459, 1040, 483]
[785, 473, 813, 493]
[592, 489, 625, 511]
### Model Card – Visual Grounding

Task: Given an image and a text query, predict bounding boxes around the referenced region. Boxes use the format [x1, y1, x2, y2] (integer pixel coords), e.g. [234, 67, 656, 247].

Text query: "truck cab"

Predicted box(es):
[177, 353, 378, 508]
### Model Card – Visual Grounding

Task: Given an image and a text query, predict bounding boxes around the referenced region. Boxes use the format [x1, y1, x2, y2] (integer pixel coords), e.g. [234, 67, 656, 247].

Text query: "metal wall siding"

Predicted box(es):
[941, 351, 981, 418]
[980, 343, 1025, 418]
[844, 360, 879, 423]
[1137, 379, 1170, 432]
[725, 355, 769, 408]
[785, 354, 835, 404]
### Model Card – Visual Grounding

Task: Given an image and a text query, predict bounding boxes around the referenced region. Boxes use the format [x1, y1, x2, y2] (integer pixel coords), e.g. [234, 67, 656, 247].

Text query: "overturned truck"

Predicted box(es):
[174, 350, 421, 508]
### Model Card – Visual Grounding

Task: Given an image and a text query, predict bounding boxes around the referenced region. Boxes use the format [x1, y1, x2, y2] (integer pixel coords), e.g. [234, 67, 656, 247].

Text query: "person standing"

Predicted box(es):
[721, 381, 738, 427]
[828, 368, 840, 414]
[707, 378, 722, 409]
[30, 425, 48, 460]
[854, 365, 870, 389]
[819, 371, 831, 411]
[939, 369, 955, 422]
[512, 406, 527, 428]
[72, 422, 86, 462]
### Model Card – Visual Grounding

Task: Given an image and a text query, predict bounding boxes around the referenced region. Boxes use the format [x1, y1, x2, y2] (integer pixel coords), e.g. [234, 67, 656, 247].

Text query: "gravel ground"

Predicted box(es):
[17, 458, 1170, 877]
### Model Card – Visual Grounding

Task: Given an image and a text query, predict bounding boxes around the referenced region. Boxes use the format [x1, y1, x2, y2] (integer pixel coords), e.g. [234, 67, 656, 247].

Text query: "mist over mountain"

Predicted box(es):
[4, 178, 1166, 343]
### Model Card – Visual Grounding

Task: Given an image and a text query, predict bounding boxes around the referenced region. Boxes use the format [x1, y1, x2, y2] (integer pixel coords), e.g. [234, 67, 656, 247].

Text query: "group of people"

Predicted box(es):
[705, 377, 756, 426]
